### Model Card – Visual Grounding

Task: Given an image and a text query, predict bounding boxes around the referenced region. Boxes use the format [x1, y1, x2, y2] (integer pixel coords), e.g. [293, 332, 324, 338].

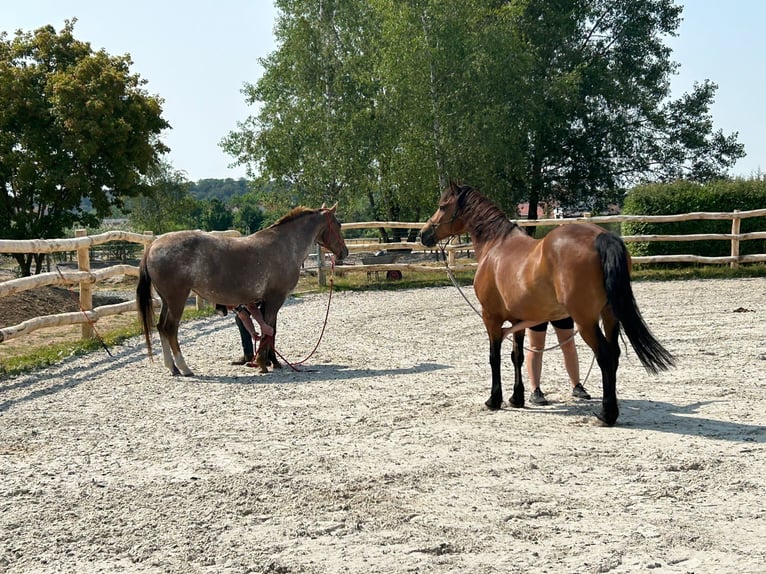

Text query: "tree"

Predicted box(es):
[229, 191, 265, 234]
[491, 0, 744, 222]
[199, 198, 233, 231]
[125, 162, 198, 234]
[225, 0, 744, 226]
[0, 20, 169, 275]
[189, 178, 251, 202]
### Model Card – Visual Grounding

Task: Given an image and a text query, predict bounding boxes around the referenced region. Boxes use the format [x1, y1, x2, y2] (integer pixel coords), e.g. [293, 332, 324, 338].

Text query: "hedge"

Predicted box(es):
[622, 178, 766, 257]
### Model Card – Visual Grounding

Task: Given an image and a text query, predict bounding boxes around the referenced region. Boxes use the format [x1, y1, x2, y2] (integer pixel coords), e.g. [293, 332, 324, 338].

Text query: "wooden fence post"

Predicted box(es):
[75, 229, 94, 340]
[730, 210, 741, 269]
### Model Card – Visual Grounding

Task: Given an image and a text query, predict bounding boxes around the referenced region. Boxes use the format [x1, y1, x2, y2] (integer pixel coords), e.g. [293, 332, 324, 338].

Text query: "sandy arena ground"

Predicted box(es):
[1, 278, 765, 573]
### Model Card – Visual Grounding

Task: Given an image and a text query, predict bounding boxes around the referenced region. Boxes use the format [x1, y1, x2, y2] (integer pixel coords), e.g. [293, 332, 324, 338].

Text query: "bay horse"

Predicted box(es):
[420, 182, 674, 425]
[137, 204, 348, 375]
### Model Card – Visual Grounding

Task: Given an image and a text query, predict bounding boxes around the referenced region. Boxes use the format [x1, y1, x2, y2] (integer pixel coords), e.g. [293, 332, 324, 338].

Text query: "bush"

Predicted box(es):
[622, 178, 766, 257]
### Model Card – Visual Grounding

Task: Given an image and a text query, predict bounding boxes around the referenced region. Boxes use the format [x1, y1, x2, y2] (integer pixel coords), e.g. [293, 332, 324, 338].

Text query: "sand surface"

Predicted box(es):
[1, 278, 765, 573]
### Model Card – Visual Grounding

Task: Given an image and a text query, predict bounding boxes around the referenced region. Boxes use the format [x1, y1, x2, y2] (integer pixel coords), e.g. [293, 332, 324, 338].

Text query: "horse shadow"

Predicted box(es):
[0, 342, 149, 412]
[192, 361, 451, 386]
[513, 397, 766, 443]
[0, 315, 230, 412]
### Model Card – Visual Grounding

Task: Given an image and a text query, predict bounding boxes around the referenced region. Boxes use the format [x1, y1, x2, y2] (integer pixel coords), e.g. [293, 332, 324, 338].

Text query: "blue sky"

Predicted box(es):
[3, 1, 765, 181]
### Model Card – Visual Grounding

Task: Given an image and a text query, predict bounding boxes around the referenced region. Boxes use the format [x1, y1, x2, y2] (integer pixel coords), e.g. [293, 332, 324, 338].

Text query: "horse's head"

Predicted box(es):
[419, 181, 468, 247]
[317, 203, 349, 261]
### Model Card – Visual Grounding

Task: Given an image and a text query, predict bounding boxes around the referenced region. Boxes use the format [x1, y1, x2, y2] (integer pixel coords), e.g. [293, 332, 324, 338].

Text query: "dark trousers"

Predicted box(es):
[234, 313, 254, 357]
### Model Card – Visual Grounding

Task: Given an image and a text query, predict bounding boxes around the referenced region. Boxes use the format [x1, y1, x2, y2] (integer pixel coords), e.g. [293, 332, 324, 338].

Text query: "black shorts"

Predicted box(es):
[529, 317, 574, 332]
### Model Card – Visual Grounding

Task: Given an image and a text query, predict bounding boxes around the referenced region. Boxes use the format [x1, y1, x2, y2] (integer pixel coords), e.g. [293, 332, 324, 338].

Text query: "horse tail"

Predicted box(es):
[136, 255, 155, 358]
[596, 232, 675, 373]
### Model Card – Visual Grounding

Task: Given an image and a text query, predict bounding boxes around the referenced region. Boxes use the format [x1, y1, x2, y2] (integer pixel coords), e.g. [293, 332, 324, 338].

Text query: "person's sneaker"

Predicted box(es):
[572, 383, 591, 400]
[530, 388, 549, 405]
[230, 355, 254, 365]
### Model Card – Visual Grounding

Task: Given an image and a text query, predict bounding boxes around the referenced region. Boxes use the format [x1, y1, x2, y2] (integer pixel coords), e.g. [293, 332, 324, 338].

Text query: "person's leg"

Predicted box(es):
[553, 326, 579, 387]
[233, 311, 254, 363]
[245, 303, 274, 337]
[525, 324, 549, 405]
[552, 324, 590, 399]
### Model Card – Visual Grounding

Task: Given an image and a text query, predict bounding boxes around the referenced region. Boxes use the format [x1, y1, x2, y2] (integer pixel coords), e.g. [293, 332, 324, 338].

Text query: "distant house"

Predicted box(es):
[517, 201, 621, 219]
[517, 202, 555, 219]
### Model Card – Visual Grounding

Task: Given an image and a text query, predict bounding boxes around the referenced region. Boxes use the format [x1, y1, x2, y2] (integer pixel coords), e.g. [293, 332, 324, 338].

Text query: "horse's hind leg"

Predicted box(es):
[157, 296, 194, 376]
[579, 316, 620, 425]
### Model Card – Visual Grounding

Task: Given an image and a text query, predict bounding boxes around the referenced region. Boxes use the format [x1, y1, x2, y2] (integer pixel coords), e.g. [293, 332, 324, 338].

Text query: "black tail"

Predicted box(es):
[136, 255, 155, 358]
[596, 232, 675, 374]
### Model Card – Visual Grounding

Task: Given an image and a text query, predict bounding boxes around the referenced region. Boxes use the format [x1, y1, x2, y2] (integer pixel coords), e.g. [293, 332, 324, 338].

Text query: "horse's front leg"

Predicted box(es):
[483, 318, 504, 409]
[255, 335, 274, 373]
[509, 330, 525, 408]
[254, 304, 281, 373]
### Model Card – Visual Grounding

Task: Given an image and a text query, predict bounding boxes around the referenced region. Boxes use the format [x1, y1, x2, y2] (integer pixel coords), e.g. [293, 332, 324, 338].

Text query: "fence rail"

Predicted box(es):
[1, 208, 765, 344]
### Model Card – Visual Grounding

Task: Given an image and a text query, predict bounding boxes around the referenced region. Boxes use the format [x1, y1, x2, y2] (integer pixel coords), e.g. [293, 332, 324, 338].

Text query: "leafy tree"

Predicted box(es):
[229, 191, 265, 234]
[222, 0, 395, 217]
[189, 178, 250, 202]
[125, 161, 198, 234]
[492, 0, 744, 222]
[199, 198, 233, 231]
[0, 20, 169, 275]
[225, 0, 744, 227]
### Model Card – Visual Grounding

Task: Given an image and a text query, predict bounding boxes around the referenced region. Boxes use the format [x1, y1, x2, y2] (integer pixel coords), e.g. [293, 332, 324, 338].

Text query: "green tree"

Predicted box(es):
[223, 0, 392, 216]
[125, 161, 198, 234]
[199, 198, 233, 231]
[493, 0, 744, 222]
[225, 1, 744, 226]
[229, 191, 265, 234]
[0, 20, 169, 275]
[189, 178, 250, 202]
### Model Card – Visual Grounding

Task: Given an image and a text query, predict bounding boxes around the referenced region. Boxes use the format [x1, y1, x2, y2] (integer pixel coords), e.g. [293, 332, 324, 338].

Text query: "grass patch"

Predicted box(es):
[630, 263, 766, 281]
[0, 306, 215, 379]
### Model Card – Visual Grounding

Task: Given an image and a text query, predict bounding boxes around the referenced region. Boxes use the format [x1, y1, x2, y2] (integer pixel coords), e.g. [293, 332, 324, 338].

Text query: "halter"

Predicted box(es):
[318, 209, 345, 257]
[427, 199, 462, 235]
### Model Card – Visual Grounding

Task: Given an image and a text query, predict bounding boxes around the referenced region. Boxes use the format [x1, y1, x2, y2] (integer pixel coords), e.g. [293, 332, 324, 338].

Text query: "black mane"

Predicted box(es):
[456, 184, 518, 242]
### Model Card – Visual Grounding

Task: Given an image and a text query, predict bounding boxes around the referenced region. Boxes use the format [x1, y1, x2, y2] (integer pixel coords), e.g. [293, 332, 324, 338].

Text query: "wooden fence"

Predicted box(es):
[1, 208, 765, 345]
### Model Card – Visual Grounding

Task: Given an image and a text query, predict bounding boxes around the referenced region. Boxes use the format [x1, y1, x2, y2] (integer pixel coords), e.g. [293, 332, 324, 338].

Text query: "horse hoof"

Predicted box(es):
[595, 409, 618, 426]
[509, 398, 525, 409]
[484, 398, 502, 411]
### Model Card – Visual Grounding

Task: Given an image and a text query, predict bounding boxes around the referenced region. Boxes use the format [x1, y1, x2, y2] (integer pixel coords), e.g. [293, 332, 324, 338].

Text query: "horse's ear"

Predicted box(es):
[320, 203, 326, 209]
[328, 202, 338, 213]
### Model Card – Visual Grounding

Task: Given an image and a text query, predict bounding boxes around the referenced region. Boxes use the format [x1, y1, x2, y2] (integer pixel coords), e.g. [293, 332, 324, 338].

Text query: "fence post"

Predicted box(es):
[447, 237, 457, 267]
[730, 210, 741, 269]
[317, 243, 326, 288]
[75, 229, 94, 340]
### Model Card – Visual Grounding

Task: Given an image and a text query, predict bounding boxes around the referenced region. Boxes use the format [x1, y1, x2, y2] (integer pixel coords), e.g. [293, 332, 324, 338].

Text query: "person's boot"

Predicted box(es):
[231, 353, 254, 365]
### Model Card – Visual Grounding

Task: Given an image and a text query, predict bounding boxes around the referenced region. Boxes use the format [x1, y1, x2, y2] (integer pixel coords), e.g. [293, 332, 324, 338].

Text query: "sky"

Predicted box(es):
[2, 1, 765, 182]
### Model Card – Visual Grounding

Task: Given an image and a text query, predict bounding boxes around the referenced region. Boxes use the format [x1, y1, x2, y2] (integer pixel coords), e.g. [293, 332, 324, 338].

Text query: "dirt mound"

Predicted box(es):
[0, 284, 129, 329]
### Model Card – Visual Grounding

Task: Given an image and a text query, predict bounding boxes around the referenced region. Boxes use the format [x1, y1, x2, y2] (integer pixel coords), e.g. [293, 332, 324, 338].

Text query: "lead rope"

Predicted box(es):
[437, 240, 595, 384]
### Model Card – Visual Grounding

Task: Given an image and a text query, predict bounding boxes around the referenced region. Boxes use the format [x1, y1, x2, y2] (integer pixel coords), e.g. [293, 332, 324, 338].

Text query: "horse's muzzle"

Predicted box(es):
[419, 225, 436, 247]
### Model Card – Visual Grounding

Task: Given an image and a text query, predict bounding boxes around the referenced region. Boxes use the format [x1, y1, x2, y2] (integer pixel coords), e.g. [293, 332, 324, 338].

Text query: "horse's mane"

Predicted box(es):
[269, 206, 317, 228]
[457, 184, 518, 242]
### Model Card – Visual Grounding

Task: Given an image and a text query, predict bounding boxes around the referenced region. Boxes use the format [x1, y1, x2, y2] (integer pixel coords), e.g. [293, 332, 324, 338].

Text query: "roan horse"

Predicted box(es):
[137, 204, 348, 375]
[420, 182, 674, 425]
